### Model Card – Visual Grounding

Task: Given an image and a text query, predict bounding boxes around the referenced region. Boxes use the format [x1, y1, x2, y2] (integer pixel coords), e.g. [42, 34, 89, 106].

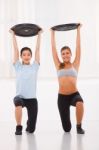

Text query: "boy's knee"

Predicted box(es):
[13, 96, 24, 107]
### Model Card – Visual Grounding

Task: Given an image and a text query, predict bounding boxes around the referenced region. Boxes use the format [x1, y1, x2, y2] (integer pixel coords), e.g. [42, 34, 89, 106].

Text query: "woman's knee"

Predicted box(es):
[76, 101, 83, 108]
[62, 123, 71, 132]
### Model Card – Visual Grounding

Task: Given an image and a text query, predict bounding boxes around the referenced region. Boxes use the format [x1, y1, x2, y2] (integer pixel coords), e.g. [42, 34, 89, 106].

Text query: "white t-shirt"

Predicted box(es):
[14, 60, 39, 99]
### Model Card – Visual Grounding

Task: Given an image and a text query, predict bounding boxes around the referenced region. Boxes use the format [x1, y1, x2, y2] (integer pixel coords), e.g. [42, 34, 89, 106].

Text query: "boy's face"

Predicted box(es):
[21, 50, 32, 64]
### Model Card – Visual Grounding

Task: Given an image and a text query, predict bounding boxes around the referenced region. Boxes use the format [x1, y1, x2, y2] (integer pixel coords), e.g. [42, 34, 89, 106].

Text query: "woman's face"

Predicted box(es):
[61, 49, 71, 63]
[21, 50, 32, 64]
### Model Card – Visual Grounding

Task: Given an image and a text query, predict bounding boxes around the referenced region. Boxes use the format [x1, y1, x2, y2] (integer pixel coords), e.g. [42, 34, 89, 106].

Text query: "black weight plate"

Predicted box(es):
[51, 23, 80, 31]
[11, 23, 41, 37]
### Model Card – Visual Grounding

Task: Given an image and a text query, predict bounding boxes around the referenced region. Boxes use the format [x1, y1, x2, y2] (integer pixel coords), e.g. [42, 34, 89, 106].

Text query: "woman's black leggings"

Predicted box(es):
[58, 91, 83, 132]
[13, 96, 38, 132]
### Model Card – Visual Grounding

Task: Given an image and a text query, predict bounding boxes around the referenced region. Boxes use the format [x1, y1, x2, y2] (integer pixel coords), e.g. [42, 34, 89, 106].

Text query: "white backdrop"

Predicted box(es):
[0, 0, 99, 123]
[0, 0, 99, 79]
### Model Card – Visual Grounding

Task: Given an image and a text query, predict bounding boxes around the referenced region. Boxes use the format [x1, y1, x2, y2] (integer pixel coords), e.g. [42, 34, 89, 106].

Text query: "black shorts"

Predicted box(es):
[57, 91, 83, 132]
[13, 96, 37, 107]
[58, 91, 83, 107]
[13, 96, 38, 132]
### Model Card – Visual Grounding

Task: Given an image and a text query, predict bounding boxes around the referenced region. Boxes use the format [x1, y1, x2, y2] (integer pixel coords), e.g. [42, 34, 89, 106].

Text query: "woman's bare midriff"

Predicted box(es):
[58, 76, 78, 95]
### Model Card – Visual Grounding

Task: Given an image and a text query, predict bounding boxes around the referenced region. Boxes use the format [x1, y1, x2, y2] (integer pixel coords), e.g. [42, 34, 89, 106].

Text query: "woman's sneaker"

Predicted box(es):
[77, 124, 85, 134]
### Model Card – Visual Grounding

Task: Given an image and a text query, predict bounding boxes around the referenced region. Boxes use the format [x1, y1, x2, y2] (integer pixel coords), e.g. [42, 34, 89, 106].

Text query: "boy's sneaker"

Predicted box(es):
[15, 125, 22, 135]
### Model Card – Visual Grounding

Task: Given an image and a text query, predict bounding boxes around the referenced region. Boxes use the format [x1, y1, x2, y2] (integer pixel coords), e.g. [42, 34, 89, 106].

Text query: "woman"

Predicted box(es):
[50, 24, 85, 134]
[10, 29, 42, 135]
